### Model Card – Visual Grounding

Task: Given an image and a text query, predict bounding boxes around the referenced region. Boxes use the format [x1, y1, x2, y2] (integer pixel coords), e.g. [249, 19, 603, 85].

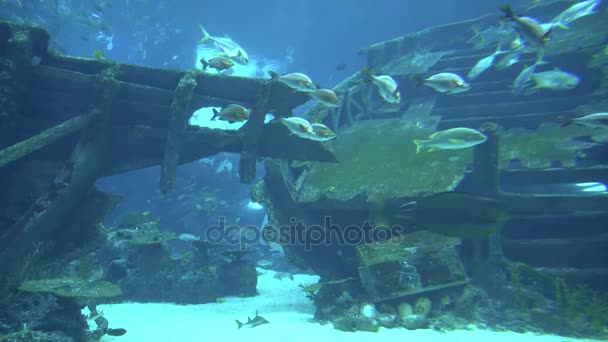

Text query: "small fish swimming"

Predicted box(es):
[530, 68, 580, 91]
[280, 117, 316, 138]
[211, 104, 250, 123]
[360, 67, 401, 104]
[561, 113, 608, 129]
[550, 0, 600, 29]
[500, 5, 552, 48]
[198, 25, 249, 65]
[495, 50, 521, 70]
[106, 328, 127, 337]
[236, 311, 269, 329]
[268, 71, 317, 93]
[512, 63, 537, 95]
[416, 73, 470, 94]
[178, 233, 201, 242]
[309, 123, 337, 141]
[309, 89, 340, 107]
[200, 56, 234, 72]
[467, 24, 517, 50]
[467, 44, 506, 80]
[413, 127, 487, 154]
[554, 138, 600, 152]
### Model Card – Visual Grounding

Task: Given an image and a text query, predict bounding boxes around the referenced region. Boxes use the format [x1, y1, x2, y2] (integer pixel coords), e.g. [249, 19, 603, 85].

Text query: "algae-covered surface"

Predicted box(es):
[499, 123, 601, 169]
[299, 119, 604, 203]
[19, 278, 122, 298]
[299, 119, 472, 203]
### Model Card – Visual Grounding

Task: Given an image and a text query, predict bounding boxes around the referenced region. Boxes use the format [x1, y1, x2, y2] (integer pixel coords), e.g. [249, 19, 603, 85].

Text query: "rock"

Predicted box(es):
[353, 317, 380, 333]
[414, 297, 432, 317]
[332, 316, 356, 332]
[401, 313, 427, 330]
[397, 302, 413, 320]
[377, 313, 398, 328]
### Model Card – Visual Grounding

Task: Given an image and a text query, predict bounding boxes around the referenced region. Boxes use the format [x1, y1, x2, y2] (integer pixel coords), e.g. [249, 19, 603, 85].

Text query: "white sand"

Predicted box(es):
[98, 269, 600, 342]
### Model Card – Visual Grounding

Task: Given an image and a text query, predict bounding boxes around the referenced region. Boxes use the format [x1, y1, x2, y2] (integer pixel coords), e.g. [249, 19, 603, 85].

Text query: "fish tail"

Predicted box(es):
[198, 24, 211, 44]
[557, 115, 573, 127]
[211, 108, 220, 120]
[410, 74, 424, 87]
[268, 70, 280, 80]
[360, 67, 374, 82]
[555, 21, 569, 30]
[235, 320, 244, 329]
[200, 58, 209, 71]
[466, 26, 481, 43]
[412, 139, 429, 154]
[499, 4, 514, 19]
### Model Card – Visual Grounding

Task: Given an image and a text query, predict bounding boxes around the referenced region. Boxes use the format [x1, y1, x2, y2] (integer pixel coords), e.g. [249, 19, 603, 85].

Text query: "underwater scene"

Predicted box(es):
[1, 0, 608, 341]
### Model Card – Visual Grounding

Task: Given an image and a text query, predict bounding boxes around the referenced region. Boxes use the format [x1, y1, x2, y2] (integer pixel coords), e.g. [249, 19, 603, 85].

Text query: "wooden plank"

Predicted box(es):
[160, 72, 197, 194]
[0, 111, 95, 167]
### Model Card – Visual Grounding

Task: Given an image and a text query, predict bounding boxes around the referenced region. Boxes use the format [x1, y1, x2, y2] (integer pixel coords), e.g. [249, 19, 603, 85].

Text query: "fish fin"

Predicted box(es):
[466, 26, 481, 43]
[198, 24, 211, 44]
[410, 74, 424, 87]
[429, 131, 441, 139]
[499, 5, 514, 19]
[555, 21, 569, 30]
[542, 27, 552, 42]
[200, 58, 209, 71]
[427, 147, 441, 152]
[557, 115, 573, 127]
[360, 67, 374, 82]
[236, 320, 244, 329]
[211, 108, 220, 120]
[412, 139, 428, 154]
[268, 70, 280, 80]
[399, 201, 418, 212]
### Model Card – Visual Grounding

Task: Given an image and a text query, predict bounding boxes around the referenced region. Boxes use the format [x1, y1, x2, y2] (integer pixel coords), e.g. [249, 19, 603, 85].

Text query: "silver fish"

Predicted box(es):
[309, 89, 340, 107]
[413, 127, 487, 154]
[467, 24, 518, 50]
[268, 71, 317, 92]
[198, 25, 249, 65]
[495, 50, 521, 70]
[467, 44, 507, 80]
[530, 68, 580, 90]
[564, 113, 608, 129]
[512, 63, 537, 95]
[419, 73, 470, 94]
[309, 123, 337, 141]
[551, 0, 600, 29]
[361, 67, 401, 104]
[280, 117, 316, 138]
[500, 5, 551, 49]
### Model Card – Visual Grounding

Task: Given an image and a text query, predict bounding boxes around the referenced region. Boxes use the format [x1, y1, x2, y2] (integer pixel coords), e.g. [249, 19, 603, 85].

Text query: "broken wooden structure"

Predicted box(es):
[253, 0, 608, 301]
[0, 21, 335, 284]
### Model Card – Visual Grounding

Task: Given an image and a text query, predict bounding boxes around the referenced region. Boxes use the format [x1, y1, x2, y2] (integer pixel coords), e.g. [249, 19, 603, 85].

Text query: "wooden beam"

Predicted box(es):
[160, 71, 197, 194]
[238, 82, 271, 184]
[0, 112, 95, 167]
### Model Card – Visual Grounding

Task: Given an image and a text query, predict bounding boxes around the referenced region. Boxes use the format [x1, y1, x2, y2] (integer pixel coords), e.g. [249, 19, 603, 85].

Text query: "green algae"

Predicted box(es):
[299, 119, 604, 204]
[300, 119, 472, 203]
[19, 278, 122, 298]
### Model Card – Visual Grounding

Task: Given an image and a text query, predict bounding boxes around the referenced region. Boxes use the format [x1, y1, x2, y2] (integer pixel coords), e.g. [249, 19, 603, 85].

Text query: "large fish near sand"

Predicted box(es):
[384, 192, 510, 238]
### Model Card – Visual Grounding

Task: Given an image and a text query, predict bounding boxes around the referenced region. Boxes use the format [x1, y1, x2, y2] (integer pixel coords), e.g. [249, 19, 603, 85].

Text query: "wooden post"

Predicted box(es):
[160, 71, 197, 194]
[471, 122, 501, 196]
[238, 81, 271, 184]
[0, 65, 117, 284]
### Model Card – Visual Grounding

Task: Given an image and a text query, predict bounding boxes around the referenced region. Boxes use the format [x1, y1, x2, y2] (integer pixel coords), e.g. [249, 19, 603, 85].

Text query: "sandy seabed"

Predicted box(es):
[98, 270, 600, 342]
